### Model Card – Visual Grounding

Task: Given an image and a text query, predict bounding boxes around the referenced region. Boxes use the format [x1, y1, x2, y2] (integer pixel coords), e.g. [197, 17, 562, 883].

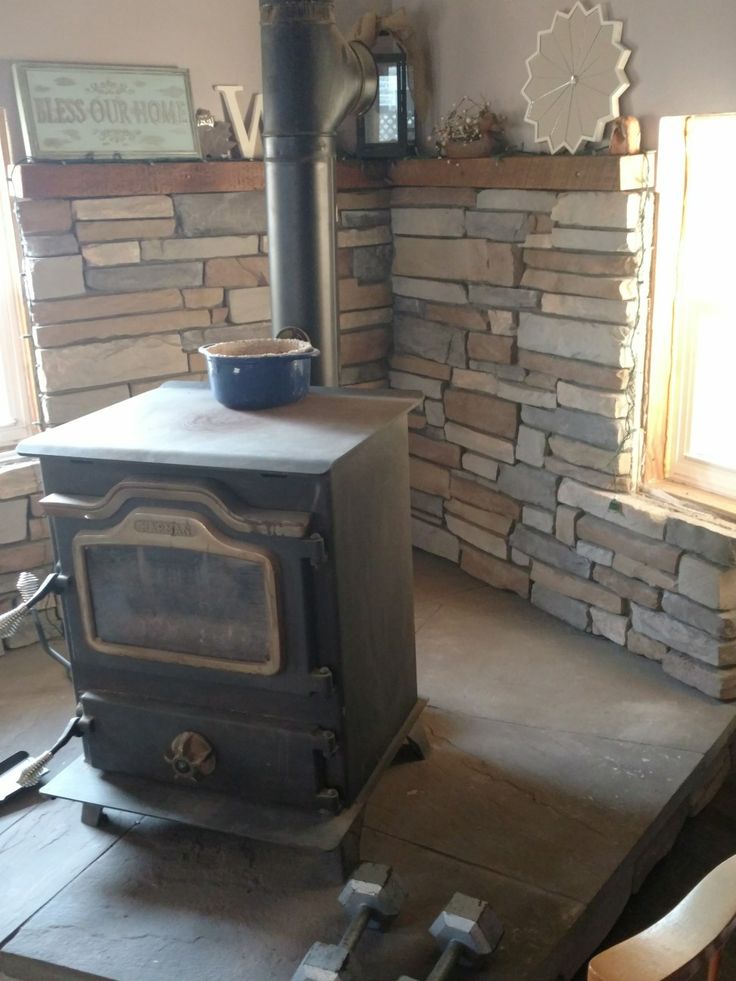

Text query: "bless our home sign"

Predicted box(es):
[13, 61, 201, 160]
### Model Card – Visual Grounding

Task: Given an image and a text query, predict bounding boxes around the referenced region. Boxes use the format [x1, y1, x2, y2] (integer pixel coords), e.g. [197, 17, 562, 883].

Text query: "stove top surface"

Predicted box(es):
[18, 382, 415, 474]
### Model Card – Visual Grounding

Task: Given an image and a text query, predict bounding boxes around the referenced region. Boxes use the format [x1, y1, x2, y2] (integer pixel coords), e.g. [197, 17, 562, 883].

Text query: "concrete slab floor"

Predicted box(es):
[0, 550, 735, 981]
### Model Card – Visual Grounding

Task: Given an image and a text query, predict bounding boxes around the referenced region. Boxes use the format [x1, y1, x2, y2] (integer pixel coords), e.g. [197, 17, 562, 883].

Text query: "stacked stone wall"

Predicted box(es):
[2, 182, 392, 649]
[391, 184, 736, 700]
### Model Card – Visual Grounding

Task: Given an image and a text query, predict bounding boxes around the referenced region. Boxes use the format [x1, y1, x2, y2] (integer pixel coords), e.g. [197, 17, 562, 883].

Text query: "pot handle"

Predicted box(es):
[277, 327, 312, 345]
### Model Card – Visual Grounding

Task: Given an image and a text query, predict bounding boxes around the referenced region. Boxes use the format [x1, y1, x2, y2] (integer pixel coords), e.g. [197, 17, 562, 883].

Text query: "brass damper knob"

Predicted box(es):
[164, 731, 216, 782]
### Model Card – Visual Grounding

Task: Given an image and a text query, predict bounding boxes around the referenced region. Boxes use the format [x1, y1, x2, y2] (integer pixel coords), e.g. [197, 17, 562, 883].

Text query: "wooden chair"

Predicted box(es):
[588, 855, 736, 981]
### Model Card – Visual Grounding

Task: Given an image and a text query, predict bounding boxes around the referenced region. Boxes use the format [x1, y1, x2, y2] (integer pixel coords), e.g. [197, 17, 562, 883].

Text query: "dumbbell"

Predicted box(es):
[399, 893, 503, 981]
[292, 862, 405, 980]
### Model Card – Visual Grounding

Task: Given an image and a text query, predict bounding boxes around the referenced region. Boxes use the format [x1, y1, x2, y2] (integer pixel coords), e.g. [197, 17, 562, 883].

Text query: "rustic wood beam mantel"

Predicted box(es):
[11, 153, 655, 199]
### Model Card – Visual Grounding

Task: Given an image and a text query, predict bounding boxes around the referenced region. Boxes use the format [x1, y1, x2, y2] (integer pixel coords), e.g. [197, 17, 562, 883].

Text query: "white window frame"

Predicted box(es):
[647, 113, 736, 512]
[0, 108, 34, 449]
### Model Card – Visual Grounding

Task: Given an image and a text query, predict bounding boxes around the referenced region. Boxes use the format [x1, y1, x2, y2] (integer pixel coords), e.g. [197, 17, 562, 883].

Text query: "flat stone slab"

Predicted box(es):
[1, 553, 735, 981]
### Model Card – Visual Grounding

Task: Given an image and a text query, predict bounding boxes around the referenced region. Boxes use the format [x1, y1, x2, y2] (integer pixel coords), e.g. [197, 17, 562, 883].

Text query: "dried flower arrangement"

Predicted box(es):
[433, 97, 507, 158]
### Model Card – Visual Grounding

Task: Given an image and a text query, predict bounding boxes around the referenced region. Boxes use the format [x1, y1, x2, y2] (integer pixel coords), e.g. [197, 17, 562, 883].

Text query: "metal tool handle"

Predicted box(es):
[0, 571, 65, 639]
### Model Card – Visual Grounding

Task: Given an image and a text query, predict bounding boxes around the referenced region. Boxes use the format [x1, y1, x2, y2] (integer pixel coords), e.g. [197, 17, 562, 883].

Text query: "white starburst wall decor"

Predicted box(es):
[521, 2, 630, 154]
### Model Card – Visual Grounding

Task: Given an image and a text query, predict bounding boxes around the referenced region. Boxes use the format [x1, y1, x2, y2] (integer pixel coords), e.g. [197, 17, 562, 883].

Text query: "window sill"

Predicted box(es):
[645, 478, 736, 524]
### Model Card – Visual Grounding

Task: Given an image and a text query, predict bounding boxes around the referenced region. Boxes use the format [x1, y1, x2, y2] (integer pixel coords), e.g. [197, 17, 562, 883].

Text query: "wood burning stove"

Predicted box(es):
[17, 382, 420, 841]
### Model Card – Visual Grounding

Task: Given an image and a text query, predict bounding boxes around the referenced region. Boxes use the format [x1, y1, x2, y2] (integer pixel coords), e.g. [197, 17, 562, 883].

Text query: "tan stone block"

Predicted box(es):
[445, 389, 518, 440]
[462, 453, 499, 482]
[444, 423, 515, 464]
[0, 538, 53, 575]
[391, 209, 464, 238]
[341, 307, 393, 331]
[34, 309, 210, 348]
[446, 515, 507, 558]
[390, 187, 476, 208]
[41, 385, 129, 425]
[467, 333, 515, 365]
[496, 380, 556, 409]
[461, 546, 530, 598]
[551, 227, 642, 253]
[523, 248, 638, 277]
[412, 516, 459, 562]
[82, 241, 141, 267]
[182, 288, 225, 309]
[446, 498, 514, 536]
[17, 199, 72, 234]
[204, 255, 270, 288]
[31, 288, 182, 325]
[75, 218, 176, 243]
[0, 458, 41, 500]
[577, 514, 681, 573]
[337, 226, 392, 248]
[593, 564, 660, 608]
[337, 190, 392, 210]
[342, 327, 390, 366]
[0, 498, 28, 544]
[548, 435, 631, 475]
[390, 354, 451, 381]
[29, 516, 49, 541]
[552, 192, 644, 230]
[339, 279, 392, 312]
[142, 236, 259, 261]
[532, 561, 624, 613]
[25, 255, 84, 300]
[393, 237, 520, 286]
[450, 473, 520, 519]
[558, 479, 669, 540]
[228, 286, 271, 324]
[521, 268, 638, 301]
[632, 604, 736, 667]
[452, 368, 499, 396]
[613, 554, 677, 590]
[36, 334, 188, 393]
[424, 304, 487, 331]
[555, 505, 580, 546]
[489, 310, 517, 336]
[410, 457, 450, 497]
[73, 196, 173, 220]
[591, 608, 628, 645]
[542, 293, 638, 326]
[210, 307, 229, 324]
[627, 629, 666, 661]
[518, 350, 630, 391]
[409, 433, 461, 469]
[661, 651, 736, 700]
[188, 352, 207, 374]
[180, 322, 270, 353]
[519, 313, 633, 368]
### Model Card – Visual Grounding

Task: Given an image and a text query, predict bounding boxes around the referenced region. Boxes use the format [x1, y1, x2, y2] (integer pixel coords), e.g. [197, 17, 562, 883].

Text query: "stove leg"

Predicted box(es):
[404, 718, 430, 761]
[335, 808, 365, 879]
[81, 802, 105, 827]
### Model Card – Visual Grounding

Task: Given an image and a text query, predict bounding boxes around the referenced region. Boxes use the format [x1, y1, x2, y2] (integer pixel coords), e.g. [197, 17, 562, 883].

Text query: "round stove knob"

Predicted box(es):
[164, 731, 216, 782]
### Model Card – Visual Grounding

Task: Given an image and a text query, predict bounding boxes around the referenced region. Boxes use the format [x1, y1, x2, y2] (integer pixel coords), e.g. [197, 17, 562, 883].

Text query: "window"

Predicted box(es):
[647, 114, 736, 508]
[0, 108, 33, 448]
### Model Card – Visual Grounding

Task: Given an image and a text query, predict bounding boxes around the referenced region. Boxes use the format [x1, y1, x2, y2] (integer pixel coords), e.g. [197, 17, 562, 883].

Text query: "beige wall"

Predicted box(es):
[0, 0, 384, 161]
[401, 0, 736, 150]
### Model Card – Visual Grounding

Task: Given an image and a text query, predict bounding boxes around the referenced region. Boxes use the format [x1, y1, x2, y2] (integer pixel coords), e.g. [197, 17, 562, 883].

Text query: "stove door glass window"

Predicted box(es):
[74, 510, 281, 674]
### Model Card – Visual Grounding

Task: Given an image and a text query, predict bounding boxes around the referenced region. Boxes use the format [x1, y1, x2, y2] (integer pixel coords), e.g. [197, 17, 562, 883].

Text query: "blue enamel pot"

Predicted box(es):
[200, 334, 320, 411]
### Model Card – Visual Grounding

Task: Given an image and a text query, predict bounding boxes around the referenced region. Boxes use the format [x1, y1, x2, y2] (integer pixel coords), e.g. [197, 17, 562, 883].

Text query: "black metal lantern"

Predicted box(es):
[357, 42, 416, 158]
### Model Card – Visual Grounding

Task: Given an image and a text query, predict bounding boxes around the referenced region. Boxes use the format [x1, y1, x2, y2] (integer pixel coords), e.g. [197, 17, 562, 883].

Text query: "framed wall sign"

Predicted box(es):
[13, 61, 201, 161]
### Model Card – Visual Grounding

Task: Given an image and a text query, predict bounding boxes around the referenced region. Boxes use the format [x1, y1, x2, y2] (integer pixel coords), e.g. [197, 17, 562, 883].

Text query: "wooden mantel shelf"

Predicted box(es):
[11, 153, 655, 200]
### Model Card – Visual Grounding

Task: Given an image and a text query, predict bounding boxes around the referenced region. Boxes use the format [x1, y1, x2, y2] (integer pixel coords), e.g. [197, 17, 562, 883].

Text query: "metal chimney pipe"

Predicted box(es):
[260, 0, 377, 386]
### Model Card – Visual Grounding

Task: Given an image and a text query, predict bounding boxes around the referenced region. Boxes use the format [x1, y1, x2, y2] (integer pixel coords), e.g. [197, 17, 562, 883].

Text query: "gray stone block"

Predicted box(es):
[465, 210, 528, 242]
[411, 517, 459, 562]
[678, 555, 736, 610]
[353, 244, 393, 283]
[665, 517, 736, 567]
[394, 316, 455, 362]
[23, 233, 79, 257]
[631, 604, 736, 667]
[510, 525, 591, 577]
[469, 285, 541, 309]
[341, 209, 391, 228]
[411, 489, 444, 518]
[0, 498, 27, 545]
[86, 262, 203, 292]
[173, 191, 267, 236]
[662, 592, 736, 640]
[531, 583, 589, 630]
[498, 462, 559, 510]
[521, 405, 626, 452]
[518, 313, 633, 368]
